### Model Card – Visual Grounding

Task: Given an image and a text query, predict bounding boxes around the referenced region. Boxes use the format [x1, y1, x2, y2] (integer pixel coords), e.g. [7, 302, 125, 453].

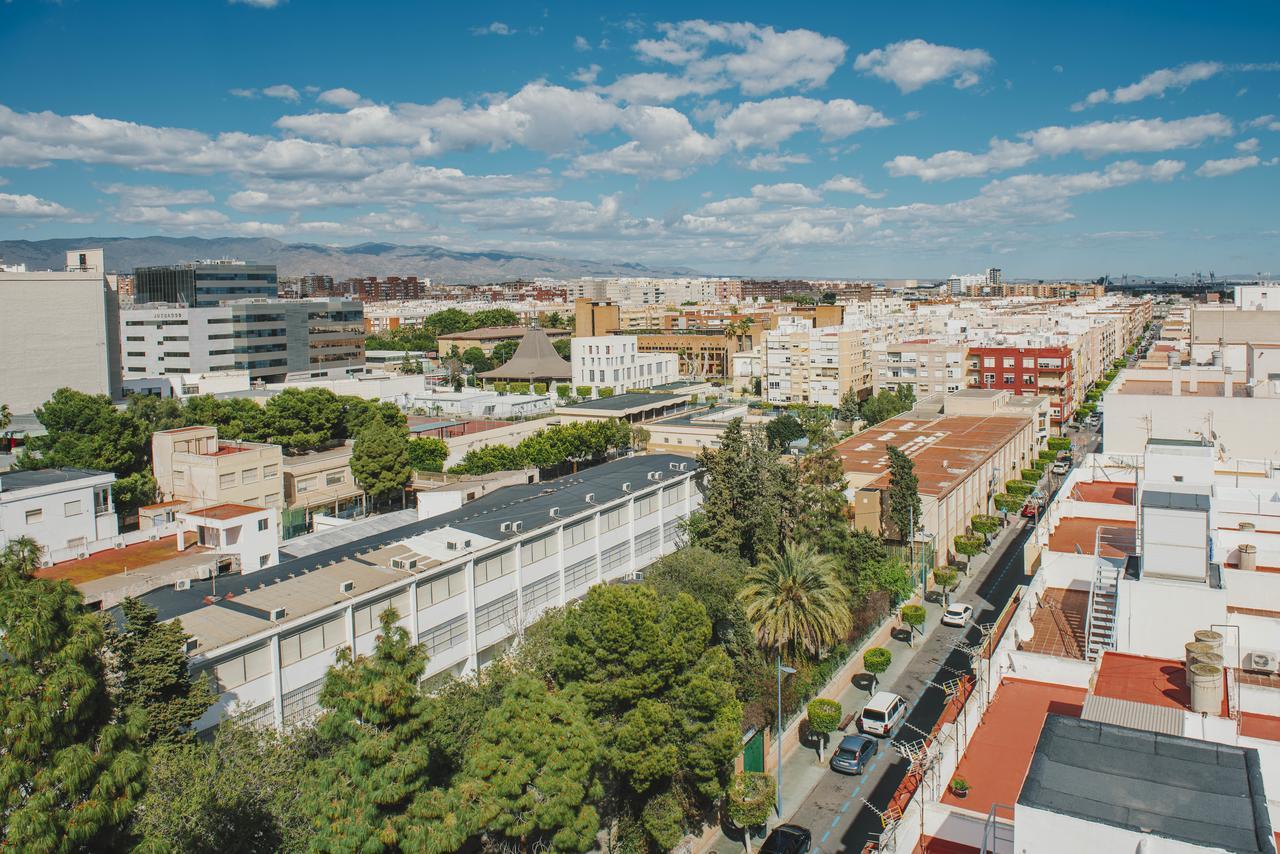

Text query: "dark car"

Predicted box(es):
[759, 824, 812, 854]
[829, 733, 878, 775]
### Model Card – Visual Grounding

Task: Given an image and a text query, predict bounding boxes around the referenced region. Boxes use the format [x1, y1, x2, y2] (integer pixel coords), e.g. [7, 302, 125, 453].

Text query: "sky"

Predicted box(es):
[0, 0, 1278, 278]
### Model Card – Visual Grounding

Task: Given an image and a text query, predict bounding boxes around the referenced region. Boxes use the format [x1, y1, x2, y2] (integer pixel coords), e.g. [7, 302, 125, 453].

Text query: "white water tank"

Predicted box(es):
[1194, 629, 1224, 658]
[1239, 543, 1258, 572]
[1188, 663, 1222, 714]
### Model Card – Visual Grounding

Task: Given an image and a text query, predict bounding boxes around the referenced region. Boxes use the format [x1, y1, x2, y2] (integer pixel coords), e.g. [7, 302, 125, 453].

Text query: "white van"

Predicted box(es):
[860, 691, 907, 736]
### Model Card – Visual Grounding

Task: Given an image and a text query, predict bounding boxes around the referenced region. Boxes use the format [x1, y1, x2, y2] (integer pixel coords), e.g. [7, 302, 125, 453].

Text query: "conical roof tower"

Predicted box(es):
[478, 326, 572, 382]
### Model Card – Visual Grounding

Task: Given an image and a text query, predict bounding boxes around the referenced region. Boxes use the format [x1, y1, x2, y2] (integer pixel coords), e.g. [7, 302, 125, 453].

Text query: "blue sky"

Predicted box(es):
[0, 0, 1277, 277]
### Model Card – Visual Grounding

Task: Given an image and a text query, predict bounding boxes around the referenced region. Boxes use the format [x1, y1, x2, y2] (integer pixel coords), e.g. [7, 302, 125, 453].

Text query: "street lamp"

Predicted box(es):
[775, 657, 797, 817]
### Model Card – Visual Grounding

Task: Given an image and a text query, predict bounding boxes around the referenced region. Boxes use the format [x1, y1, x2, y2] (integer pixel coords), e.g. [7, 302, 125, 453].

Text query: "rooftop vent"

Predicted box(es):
[184, 638, 199, 654]
[173, 578, 191, 591]
[622, 482, 632, 493]
[269, 607, 286, 621]
[339, 580, 355, 594]
[391, 556, 419, 571]
[512, 521, 523, 532]
[500, 522, 512, 533]
[585, 492, 595, 504]
[549, 507, 561, 518]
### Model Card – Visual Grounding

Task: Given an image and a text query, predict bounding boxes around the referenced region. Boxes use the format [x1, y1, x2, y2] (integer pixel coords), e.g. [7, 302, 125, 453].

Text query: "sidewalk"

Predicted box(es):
[706, 516, 1029, 853]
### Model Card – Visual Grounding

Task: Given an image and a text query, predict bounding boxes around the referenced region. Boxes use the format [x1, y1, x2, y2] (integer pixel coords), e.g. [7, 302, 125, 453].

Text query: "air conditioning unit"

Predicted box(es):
[622, 482, 632, 493]
[174, 578, 192, 591]
[148, 532, 160, 541]
[339, 580, 355, 594]
[113, 539, 125, 549]
[184, 638, 199, 654]
[584, 493, 595, 504]
[268, 607, 287, 621]
[500, 522, 512, 533]
[549, 507, 560, 518]
[512, 521, 523, 532]
[391, 556, 418, 571]
[463, 539, 472, 548]
[1245, 650, 1280, 674]
[446, 541, 458, 551]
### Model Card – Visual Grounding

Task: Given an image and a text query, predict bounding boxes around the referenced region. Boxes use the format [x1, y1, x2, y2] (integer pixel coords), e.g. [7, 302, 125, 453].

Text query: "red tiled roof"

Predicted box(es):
[1047, 517, 1135, 558]
[1093, 651, 1229, 716]
[1070, 481, 1137, 506]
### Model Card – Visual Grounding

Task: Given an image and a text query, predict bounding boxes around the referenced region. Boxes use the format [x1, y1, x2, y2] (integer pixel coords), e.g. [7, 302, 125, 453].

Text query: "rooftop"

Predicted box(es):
[1092, 651, 1228, 716]
[1019, 587, 1087, 659]
[1019, 714, 1273, 852]
[940, 678, 1087, 817]
[1069, 481, 1136, 506]
[1116, 379, 1251, 398]
[182, 503, 266, 521]
[558, 392, 687, 413]
[1047, 517, 1136, 559]
[651, 404, 741, 429]
[0, 467, 111, 492]
[37, 533, 203, 585]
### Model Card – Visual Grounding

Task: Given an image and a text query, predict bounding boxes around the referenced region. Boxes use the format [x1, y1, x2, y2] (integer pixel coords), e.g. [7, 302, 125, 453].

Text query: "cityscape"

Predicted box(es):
[2, 3, 1279, 854]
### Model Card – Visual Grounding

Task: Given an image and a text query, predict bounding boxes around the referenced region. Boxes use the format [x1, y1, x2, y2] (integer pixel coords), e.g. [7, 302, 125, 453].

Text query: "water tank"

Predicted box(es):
[1185, 641, 1215, 665]
[1212, 350, 1223, 367]
[1191, 652, 1224, 669]
[1194, 629, 1225, 658]
[1167, 351, 1179, 366]
[1239, 543, 1258, 571]
[1188, 663, 1223, 714]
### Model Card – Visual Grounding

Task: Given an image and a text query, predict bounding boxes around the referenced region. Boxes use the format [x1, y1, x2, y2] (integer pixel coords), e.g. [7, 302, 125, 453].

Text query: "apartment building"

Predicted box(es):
[0, 468, 117, 560]
[151, 426, 284, 518]
[966, 337, 1076, 429]
[437, 325, 570, 356]
[571, 335, 678, 394]
[89, 454, 702, 732]
[872, 338, 968, 398]
[282, 443, 365, 538]
[0, 248, 122, 413]
[764, 314, 929, 405]
[134, 260, 278, 307]
[120, 298, 365, 383]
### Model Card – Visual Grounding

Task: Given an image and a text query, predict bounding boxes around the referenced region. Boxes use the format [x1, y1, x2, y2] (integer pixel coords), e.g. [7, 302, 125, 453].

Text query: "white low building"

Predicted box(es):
[398, 388, 555, 419]
[571, 335, 678, 395]
[0, 468, 118, 561]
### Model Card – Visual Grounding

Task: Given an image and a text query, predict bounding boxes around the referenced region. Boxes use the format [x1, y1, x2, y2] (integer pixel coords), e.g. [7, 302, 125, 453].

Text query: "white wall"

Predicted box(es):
[1115, 576, 1228, 659]
[0, 474, 117, 557]
[1016, 804, 1229, 854]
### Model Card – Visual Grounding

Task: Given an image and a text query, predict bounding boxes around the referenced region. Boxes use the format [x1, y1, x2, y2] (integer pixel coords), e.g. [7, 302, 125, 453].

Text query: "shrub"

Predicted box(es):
[1046, 437, 1071, 451]
[599, 386, 615, 398]
[1030, 458, 1047, 472]
[575, 385, 593, 399]
[1005, 480, 1033, 497]
[951, 776, 969, 793]
[555, 384, 571, 399]
[706, 395, 719, 405]
[900, 604, 926, 638]
[508, 381, 531, 394]
[863, 647, 892, 687]
[1021, 468, 1040, 481]
[532, 382, 547, 395]
[994, 493, 1022, 513]
[954, 534, 984, 558]
[493, 381, 508, 393]
[1039, 448, 1058, 461]
[806, 698, 842, 759]
[969, 515, 999, 535]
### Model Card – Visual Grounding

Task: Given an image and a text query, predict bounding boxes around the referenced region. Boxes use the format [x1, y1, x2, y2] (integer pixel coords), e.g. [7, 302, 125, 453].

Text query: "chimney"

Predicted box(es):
[1171, 365, 1181, 397]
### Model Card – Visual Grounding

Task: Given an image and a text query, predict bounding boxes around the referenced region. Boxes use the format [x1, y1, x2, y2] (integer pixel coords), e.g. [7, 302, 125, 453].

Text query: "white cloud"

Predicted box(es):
[854, 39, 994, 93]
[99, 183, 215, 206]
[572, 65, 602, 85]
[820, 175, 884, 198]
[0, 192, 77, 218]
[471, 22, 514, 36]
[751, 182, 821, 204]
[115, 205, 231, 228]
[715, 96, 892, 150]
[742, 151, 811, 172]
[1236, 137, 1260, 153]
[571, 105, 722, 179]
[437, 193, 625, 234]
[1196, 155, 1261, 177]
[262, 84, 300, 102]
[1071, 61, 1222, 110]
[316, 88, 365, 108]
[632, 20, 847, 96]
[888, 114, 1232, 180]
[229, 0, 282, 7]
[602, 72, 722, 104]
[698, 196, 760, 216]
[229, 88, 257, 99]
[574, 35, 591, 51]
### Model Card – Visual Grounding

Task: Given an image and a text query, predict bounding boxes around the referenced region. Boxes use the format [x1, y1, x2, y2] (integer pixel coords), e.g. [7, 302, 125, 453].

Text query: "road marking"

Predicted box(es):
[822, 831, 830, 844]
[830, 816, 841, 829]
[841, 801, 851, 813]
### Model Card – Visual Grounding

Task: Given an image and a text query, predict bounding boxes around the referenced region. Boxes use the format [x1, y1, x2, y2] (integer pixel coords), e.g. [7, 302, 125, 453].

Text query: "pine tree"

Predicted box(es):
[108, 597, 216, 746]
[793, 444, 854, 557]
[300, 609, 466, 853]
[350, 417, 412, 506]
[694, 419, 788, 564]
[885, 445, 921, 543]
[0, 538, 147, 851]
[467, 676, 602, 853]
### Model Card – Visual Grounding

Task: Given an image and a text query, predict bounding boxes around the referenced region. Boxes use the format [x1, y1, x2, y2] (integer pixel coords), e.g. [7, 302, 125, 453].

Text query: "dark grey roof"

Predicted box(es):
[1142, 489, 1212, 511]
[127, 453, 698, 624]
[563, 392, 685, 412]
[653, 405, 737, 428]
[1019, 715, 1274, 853]
[0, 467, 111, 491]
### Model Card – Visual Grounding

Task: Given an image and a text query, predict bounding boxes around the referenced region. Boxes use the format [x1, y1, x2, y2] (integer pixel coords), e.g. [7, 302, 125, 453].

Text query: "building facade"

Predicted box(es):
[151, 426, 285, 519]
[966, 341, 1076, 429]
[133, 260, 278, 307]
[571, 335, 679, 394]
[872, 338, 968, 398]
[764, 315, 929, 405]
[0, 468, 117, 559]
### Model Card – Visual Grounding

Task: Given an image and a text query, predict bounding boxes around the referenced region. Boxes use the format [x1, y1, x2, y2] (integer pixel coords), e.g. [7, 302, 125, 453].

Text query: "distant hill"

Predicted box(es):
[0, 236, 700, 283]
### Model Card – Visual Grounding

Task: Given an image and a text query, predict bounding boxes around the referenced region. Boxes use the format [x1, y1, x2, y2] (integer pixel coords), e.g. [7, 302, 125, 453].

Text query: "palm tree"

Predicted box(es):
[739, 541, 852, 659]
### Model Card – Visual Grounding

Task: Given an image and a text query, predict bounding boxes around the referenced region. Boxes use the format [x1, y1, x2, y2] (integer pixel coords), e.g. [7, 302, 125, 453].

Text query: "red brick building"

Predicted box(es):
[966, 343, 1075, 430]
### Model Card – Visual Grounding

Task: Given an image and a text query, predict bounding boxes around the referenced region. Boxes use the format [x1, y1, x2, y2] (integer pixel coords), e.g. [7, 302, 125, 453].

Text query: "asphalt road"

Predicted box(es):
[788, 521, 1034, 853]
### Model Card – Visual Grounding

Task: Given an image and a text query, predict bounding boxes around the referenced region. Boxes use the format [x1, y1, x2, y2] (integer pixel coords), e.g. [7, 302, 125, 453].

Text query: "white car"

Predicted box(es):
[1052, 460, 1071, 475]
[942, 603, 973, 627]
[860, 691, 907, 737]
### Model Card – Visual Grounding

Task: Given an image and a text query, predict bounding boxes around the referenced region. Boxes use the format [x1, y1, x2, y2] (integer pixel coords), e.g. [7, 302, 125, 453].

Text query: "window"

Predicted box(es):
[59, 499, 82, 518]
[208, 643, 272, 691]
[325, 470, 345, 486]
[258, 518, 268, 531]
[280, 615, 346, 666]
[565, 556, 597, 590]
[475, 549, 516, 585]
[296, 476, 316, 493]
[663, 483, 686, 506]
[417, 569, 465, 609]
[564, 518, 592, 547]
[635, 527, 661, 557]
[1023, 358, 1035, 368]
[983, 373, 995, 384]
[522, 572, 560, 610]
[600, 541, 631, 575]
[663, 517, 685, 546]
[24, 508, 42, 524]
[598, 505, 628, 533]
[475, 593, 518, 634]
[1002, 357, 1014, 368]
[263, 464, 279, 478]
[282, 678, 325, 726]
[353, 591, 412, 636]
[264, 492, 280, 506]
[520, 533, 557, 565]
[983, 357, 995, 367]
[634, 492, 660, 518]
[1003, 375, 1015, 384]
[1023, 375, 1036, 385]
[219, 472, 237, 489]
[173, 470, 186, 486]
[419, 615, 467, 656]
[259, 554, 270, 568]
[242, 468, 259, 484]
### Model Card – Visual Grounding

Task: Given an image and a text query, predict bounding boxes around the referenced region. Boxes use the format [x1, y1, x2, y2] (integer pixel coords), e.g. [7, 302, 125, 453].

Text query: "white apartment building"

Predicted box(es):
[561, 277, 728, 306]
[0, 468, 117, 560]
[121, 298, 365, 384]
[571, 335, 679, 395]
[764, 314, 929, 405]
[871, 337, 967, 397]
[0, 248, 122, 413]
[97, 454, 701, 732]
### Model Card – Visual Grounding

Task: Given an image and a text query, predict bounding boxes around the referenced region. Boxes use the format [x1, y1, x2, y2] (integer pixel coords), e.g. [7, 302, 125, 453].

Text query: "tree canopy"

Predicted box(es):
[885, 445, 921, 543]
[350, 417, 412, 502]
[448, 419, 632, 475]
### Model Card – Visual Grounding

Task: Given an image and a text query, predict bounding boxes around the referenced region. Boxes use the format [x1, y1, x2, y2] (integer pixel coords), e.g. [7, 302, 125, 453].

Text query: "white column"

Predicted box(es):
[270, 635, 284, 731]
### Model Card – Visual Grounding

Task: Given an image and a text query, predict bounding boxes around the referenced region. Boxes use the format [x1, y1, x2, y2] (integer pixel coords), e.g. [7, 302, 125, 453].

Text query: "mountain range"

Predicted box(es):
[0, 236, 700, 283]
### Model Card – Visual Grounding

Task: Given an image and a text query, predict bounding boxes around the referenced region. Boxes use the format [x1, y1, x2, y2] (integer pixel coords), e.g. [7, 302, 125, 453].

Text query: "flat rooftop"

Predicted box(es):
[0, 467, 110, 491]
[1069, 481, 1136, 506]
[651, 404, 739, 429]
[1019, 714, 1274, 852]
[37, 533, 203, 585]
[1019, 587, 1087, 659]
[834, 413, 1029, 498]
[1093, 651, 1228, 716]
[1047, 517, 1136, 559]
[183, 503, 264, 521]
[557, 392, 686, 413]
[941, 678, 1087, 817]
[1116, 379, 1250, 398]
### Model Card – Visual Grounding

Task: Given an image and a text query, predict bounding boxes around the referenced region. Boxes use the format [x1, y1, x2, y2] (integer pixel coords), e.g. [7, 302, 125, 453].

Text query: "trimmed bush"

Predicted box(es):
[599, 386, 615, 398]
[863, 647, 892, 688]
[532, 382, 547, 395]
[555, 384, 571, 399]
[493, 381, 508, 393]
[807, 698, 842, 760]
[1030, 458, 1047, 472]
[575, 385, 593, 399]
[1006, 480, 1033, 497]
[994, 493, 1022, 513]
[1047, 437, 1071, 451]
[508, 381, 531, 394]
[1039, 449, 1057, 461]
[1021, 468, 1040, 481]
[954, 534, 984, 558]
[970, 515, 999, 535]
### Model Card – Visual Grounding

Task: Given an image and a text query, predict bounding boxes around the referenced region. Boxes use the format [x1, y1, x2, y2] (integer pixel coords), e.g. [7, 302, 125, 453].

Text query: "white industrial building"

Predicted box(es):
[571, 335, 679, 395]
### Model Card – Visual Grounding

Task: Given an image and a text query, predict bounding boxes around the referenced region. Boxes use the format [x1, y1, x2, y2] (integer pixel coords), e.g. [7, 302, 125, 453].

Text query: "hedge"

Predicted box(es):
[599, 387, 615, 398]
[1021, 468, 1041, 481]
[994, 493, 1023, 513]
[556, 384, 572, 399]
[493, 381, 508, 393]
[970, 515, 1000, 535]
[508, 381, 531, 394]
[1030, 458, 1047, 472]
[1046, 437, 1071, 451]
[532, 382, 547, 395]
[1006, 480, 1034, 497]
[1039, 449, 1057, 461]
[576, 385, 593, 399]
[954, 534, 984, 557]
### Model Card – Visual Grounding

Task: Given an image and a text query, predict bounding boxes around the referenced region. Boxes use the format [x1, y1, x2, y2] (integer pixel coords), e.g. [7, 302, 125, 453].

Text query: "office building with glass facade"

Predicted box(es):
[134, 260, 278, 307]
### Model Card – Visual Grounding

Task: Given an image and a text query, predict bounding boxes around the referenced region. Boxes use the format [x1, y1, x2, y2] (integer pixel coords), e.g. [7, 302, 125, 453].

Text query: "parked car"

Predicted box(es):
[1052, 459, 1071, 475]
[829, 734, 879, 775]
[860, 691, 907, 737]
[1020, 497, 1043, 518]
[760, 824, 812, 854]
[942, 603, 973, 627]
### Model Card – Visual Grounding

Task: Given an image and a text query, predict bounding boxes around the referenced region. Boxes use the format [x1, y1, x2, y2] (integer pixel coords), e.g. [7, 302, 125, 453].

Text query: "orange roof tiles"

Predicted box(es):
[1093, 651, 1229, 716]
[940, 678, 1086, 818]
[1047, 517, 1135, 558]
[36, 533, 203, 584]
[182, 503, 265, 520]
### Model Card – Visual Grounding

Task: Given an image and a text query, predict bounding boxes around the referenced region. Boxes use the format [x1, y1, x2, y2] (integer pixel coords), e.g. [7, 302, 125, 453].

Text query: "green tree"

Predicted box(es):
[108, 597, 215, 746]
[765, 413, 805, 451]
[835, 388, 860, 423]
[300, 610, 465, 852]
[0, 402, 10, 432]
[551, 585, 741, 850]
[727, 773, 776, 854]
[490, 339, 520, 367]
[459, 346, 494, 373]
[0, 538, 147, 851]
[863, 647, 891, 690]
[126, 393, 189, 433]
[467, 675, 602, 853]
[969, 515, 1000, 536]
[182, 395, 264, 441]
[900, 604, 926, 646]
[739, 541, 852, 659]
[885, 445, 921, 543]
[793, 444, 853, 557]
[467, 308, 520, 329]
[545, 311, 564, 328]
[953, 535, 983, 573]
[853, 556, 915, 606]
[258, 387, 344, 452]
[933, 567, 960, 605]
[896, 383, 916, 407]
[407, 436, 449, 472]
[553, 337, 572, 359]
[350, 418, 411, 505]
[694, 419, 789, 564]
[806, 698, 842, 761]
